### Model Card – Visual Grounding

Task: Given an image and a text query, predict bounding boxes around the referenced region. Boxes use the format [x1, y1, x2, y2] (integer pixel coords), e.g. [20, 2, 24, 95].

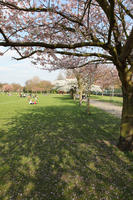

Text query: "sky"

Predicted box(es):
[0, 47, 62, 86]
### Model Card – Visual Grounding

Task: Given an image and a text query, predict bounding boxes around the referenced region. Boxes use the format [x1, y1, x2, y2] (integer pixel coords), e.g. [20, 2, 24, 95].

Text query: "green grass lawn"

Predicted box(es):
[90, 95, 123, 106]
[0, 94, 133, 200]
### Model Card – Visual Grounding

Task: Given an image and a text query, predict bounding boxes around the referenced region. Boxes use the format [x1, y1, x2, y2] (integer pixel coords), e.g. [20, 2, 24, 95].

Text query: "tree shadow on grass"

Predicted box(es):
[0, 104, 133, 200]
[53, 95, 74, 103]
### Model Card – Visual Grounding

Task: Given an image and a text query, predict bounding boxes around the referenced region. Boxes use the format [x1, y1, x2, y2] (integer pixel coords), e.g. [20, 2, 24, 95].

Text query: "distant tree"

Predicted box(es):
[25, 77, 52, 92]
[67, 63, 100, 113]
[0, 83, 3, 88]
[32, 76, 40, 84]
[0, 83, 5, 91]
[11, 83, 22, 92]
[25, 80, 33, 92]
[56, 72, 65, 80]
[39, 80, 53, 92]
[25, 76, 41, 92]
[95, 66, 121, 96]
[2, 84, 13, 92]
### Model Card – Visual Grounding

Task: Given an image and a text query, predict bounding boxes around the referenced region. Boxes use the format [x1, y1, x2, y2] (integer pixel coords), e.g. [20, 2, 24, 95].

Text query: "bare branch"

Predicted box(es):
[87, 0, 92, 29]
[119, 27, 133, 62]
[0, 40, 108, 49]
[13, 49, 44, 60]
[0, 27, 9, 42]
[54, 50, 113, 61]
[107, 0, 115, 44]
[117, 0, 133, 19]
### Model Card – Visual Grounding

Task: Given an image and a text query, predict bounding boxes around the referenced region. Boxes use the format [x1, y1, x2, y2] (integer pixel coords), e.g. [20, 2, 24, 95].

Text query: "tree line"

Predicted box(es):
[0, 76, 53, 93]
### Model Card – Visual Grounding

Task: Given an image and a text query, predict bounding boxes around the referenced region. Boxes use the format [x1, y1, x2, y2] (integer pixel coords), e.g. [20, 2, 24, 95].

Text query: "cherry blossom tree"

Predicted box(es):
[64, 58, 88, 105]
[72, 68, 84, 106]
[109, 67, 122, 96]
[2, 84, 13, 93]
[66, 62, 100, 113]
[0, 0, 133, 151]
[95, 65, 121, 96]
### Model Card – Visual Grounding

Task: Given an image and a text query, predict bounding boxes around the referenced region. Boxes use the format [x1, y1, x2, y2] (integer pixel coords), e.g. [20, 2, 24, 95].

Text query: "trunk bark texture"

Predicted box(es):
[118, 70, 133, 151]
[86, 91, 91, 114]
[86, 96, 90, 114]
[79, 89, 83, 106]
[73, 94, 76, 101]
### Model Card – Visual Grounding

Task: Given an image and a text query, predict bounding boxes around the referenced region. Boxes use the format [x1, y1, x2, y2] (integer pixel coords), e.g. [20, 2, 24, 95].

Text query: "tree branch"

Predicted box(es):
[13, 49, 44, 60]
[54, 51, 113, 61]
[0, 40, 108, 49]
[0, 27, 9, 42]
[96, 0, 110, 20]
[0, 1, 84, 26]
[117, 0, 133, 19]
[119, 27, 133, 62]
[107, 0, 115, 44]
[57, 60, 112, 70]
[87, 0, 93, 29]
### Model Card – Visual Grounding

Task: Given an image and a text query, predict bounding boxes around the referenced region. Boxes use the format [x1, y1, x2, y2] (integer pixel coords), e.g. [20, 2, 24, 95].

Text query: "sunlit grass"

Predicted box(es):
[90, 94, 123, 106]
[0, 93, 133, 200]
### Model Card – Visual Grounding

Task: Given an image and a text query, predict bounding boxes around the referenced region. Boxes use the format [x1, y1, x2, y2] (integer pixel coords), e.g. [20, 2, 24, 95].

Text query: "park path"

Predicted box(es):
[90, 99, 122, 118]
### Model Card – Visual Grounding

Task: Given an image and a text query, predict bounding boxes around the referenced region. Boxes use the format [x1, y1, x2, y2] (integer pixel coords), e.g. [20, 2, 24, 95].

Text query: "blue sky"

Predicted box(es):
[0, 47, 62, 86]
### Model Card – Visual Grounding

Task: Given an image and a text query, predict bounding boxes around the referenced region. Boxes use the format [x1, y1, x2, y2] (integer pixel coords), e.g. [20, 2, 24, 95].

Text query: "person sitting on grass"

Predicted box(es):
[29, 99, 34, 104]
[35, 95, 38, 103]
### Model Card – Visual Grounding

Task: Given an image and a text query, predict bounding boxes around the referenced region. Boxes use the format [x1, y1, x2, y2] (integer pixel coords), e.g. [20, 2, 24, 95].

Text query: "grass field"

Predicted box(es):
[90, 95, 123, 106]
[0, 94, 133, 200]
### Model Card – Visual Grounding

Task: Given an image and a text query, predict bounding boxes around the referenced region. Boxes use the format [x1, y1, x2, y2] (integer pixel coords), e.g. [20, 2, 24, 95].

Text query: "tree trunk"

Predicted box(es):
[79, 89, 83, 106]
[112, 86, 114, 97]
[73, 93, 76, 101]
[86, 91, 91, 114]
[118, 84, 133, 151]
[76, 75, 83, 106]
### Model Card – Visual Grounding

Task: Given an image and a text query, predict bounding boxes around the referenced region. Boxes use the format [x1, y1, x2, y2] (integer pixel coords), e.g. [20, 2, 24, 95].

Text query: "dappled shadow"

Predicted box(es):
[53, 95, 74, 103]
[0, 102, 133, 199]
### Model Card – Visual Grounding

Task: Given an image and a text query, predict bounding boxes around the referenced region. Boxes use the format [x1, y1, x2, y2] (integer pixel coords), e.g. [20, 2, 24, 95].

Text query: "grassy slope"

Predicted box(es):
[90, 95, 123, 106]
[0, 94, 133, 200]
